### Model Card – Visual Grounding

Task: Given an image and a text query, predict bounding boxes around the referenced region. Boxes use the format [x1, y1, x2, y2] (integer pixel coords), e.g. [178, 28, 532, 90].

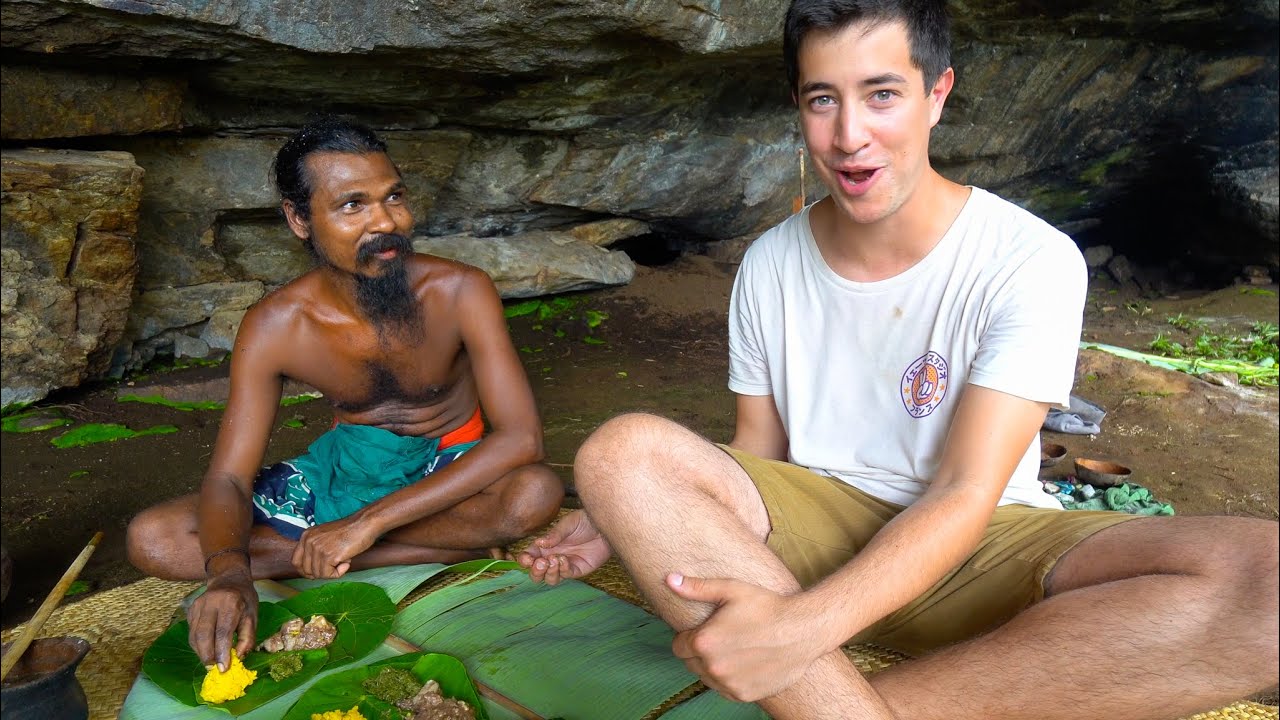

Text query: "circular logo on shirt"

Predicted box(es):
[901, 351, 950, 418]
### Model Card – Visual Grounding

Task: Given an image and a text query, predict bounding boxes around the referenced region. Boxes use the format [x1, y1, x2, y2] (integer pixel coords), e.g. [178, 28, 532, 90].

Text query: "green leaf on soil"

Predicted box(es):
[69, 470, 89, 479]
[1, 409, 73, 433]
[279, 582, 396, 671]
[118, 394, 226, 411]
[585, 309, 609, 329]
[503, 300, 542, 318]
[282, 652, 488, 720]
[65, 580, 91, 597]
[51, 423, 179, 448]
[583, 336, 606, 345]
[280, 392, 323, 407]
[142, 602, 326, 712]
[1, 401, 33, 417]
[281, 418, 306, 429]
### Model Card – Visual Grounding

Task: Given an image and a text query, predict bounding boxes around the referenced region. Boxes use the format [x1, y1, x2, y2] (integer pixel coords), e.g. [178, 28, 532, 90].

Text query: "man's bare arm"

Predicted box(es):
[190, 302, 287, 668]
[730, 394, 789, 461]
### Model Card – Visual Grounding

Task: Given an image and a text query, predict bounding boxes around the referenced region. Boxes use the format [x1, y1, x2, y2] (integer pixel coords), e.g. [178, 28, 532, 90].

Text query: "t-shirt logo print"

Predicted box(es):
[900, 351, 950, 418]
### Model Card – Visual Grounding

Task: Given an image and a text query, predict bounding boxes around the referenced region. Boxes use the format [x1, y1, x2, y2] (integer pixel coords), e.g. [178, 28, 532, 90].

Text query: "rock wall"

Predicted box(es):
[1, 149, 143, 406]
[1, 0, 1277, 395]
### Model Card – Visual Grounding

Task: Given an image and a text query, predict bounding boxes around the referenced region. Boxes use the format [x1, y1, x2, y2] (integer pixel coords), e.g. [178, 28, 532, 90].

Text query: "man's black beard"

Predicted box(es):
[309, 233, 423, 341]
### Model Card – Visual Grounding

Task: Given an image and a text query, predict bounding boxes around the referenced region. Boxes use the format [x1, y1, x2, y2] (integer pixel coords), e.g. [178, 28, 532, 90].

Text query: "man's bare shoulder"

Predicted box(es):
[409, 253, 496, 301]
[237, 271, 331, 338]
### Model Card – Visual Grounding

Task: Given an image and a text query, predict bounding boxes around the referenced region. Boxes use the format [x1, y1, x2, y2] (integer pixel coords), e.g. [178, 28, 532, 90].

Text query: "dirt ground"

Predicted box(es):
[2, 256, 1278, 637]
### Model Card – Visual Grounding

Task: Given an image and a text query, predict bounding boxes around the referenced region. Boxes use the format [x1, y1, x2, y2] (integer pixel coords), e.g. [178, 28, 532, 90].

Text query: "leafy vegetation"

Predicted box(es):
[1147, 316, 1279, 386]
[503, 296, 610, 345]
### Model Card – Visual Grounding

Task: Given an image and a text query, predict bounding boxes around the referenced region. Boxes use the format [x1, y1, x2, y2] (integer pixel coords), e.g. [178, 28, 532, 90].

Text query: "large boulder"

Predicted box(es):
[1, 148, 143, 407]
[413, 230, 635, 298]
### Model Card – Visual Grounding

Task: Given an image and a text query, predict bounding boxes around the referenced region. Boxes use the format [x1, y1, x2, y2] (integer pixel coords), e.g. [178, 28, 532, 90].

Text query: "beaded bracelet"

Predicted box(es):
[203, 547, 251, 575]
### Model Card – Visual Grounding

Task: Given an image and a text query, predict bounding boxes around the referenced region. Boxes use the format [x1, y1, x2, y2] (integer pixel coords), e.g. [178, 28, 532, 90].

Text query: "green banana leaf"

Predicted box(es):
[141, 602, 326, 712]
[279, 582, 395, 671]
[125, 561, 763, 720]
[394, 570, 698, 720]
[282, 652, 488, 720]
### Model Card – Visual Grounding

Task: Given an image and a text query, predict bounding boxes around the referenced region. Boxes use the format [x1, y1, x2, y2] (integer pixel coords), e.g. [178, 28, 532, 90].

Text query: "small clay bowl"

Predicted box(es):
[1074, 458, 1132, 487]
[1040, 443, 1067, 468]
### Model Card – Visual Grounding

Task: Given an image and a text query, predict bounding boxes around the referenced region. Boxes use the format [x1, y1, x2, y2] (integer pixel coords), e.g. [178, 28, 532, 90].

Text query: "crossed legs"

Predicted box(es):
[574, 413, 1280, 720]
[126, 463, 562, 580]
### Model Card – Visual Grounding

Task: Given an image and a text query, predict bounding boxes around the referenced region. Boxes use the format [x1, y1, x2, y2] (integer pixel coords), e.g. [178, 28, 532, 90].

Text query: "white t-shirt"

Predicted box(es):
[728, 187, 1085, 509]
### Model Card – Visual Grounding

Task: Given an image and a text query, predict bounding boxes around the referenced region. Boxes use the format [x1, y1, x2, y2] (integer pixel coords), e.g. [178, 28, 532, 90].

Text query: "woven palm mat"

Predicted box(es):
[5, 567, 1275, 720]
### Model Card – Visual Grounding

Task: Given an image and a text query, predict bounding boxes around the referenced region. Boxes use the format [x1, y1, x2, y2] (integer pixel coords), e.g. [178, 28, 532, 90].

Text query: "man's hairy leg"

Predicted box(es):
[127, 464, 562, 581]
[574, 413, 891, 720]
[871, 516, 1280, 720]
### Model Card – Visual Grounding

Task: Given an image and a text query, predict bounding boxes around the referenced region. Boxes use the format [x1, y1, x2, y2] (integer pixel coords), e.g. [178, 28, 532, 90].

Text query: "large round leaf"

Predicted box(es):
[282, 652, 487, 720]
[141, 601, 327, 714]
[279, 581, 395, 671]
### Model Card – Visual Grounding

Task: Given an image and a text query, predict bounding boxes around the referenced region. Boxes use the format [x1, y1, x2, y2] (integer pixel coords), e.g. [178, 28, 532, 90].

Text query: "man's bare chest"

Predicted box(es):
[291, 333, 464, 414]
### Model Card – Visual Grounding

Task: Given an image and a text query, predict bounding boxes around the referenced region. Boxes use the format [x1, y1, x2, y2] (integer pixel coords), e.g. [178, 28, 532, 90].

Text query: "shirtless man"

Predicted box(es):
[518, 2, 1279, 718]
[127, 117, 563, 670]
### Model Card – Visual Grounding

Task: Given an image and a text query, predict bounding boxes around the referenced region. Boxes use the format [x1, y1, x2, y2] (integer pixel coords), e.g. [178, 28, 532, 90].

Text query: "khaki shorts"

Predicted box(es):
[721, 446, 1136, 657]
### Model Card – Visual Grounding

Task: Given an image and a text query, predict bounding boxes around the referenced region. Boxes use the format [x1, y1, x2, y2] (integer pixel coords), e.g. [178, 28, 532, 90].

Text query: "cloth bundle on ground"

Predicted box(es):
[1043, 394, 1107, 435]
[1048, 480, 1176, 516]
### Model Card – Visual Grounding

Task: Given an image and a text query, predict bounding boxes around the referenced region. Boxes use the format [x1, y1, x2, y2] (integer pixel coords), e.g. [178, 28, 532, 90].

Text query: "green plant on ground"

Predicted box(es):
[118, 394, 226, 411]
[1130, 317, 1280, 386]
[1, 408, 73, 433]
[50, 423, 180, 448]
[503, 296, 611, 345]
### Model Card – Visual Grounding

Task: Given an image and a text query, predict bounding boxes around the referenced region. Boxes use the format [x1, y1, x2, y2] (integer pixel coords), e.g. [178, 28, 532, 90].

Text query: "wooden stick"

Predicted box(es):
[0, 532, 103, 683]
[256, 579, 544, 720]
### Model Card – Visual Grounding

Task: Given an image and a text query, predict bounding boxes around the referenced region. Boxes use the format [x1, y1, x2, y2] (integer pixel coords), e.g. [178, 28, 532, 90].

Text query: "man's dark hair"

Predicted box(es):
[272, 116, 390, 220]
[783, 0, 951, 94]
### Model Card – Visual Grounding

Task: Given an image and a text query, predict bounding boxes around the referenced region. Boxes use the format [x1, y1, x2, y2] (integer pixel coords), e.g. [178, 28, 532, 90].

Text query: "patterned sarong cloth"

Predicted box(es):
[251, 413, 481, 539]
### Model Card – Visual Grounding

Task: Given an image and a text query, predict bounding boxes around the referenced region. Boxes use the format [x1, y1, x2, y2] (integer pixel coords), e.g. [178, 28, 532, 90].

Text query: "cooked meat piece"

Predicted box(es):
[258, 614, 337, 652]
[394, 679, 475, 720]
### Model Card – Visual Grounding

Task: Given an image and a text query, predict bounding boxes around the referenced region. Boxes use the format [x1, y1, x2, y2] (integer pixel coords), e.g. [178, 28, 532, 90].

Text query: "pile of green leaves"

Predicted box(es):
[1145, 316, 1279, 386]
[142, 582, 395, 715]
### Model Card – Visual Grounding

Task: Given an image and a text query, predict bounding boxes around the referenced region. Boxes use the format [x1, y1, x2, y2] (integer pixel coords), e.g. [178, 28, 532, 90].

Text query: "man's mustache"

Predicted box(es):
[356, 233, 413, 265]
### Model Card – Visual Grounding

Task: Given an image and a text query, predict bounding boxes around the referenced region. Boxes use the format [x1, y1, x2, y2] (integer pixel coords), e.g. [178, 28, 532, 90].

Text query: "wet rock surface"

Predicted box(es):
[1, 0, 1276, 400]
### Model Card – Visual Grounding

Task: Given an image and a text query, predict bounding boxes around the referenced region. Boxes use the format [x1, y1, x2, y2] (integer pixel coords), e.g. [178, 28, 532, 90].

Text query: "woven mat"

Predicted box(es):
[4, 567, 1275, 720]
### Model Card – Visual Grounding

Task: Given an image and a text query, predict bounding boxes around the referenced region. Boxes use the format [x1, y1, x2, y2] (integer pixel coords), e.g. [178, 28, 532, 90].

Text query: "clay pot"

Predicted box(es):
[1, 637, 91, 720]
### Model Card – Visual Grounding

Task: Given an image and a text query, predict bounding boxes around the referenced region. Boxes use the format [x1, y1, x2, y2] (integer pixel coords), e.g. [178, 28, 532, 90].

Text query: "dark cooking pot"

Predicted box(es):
[1, 637, 91, 720]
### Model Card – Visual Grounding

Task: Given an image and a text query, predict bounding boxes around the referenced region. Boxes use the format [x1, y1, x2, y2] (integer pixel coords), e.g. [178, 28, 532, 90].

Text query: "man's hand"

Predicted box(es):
[668, 573, 830, 703]
[187, 570, 258, 671]
[515, 509, 611, 585]
[292, 515, 380, 579]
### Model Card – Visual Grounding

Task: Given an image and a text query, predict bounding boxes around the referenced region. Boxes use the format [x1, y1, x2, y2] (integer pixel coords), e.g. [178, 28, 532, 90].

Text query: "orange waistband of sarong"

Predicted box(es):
[439, 406, 484, 449]
[329, 407, 484, 448]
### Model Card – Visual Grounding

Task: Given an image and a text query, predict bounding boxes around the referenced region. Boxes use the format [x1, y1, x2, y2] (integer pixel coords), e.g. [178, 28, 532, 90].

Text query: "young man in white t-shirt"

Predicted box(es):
[518, 1, 1280, 717]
